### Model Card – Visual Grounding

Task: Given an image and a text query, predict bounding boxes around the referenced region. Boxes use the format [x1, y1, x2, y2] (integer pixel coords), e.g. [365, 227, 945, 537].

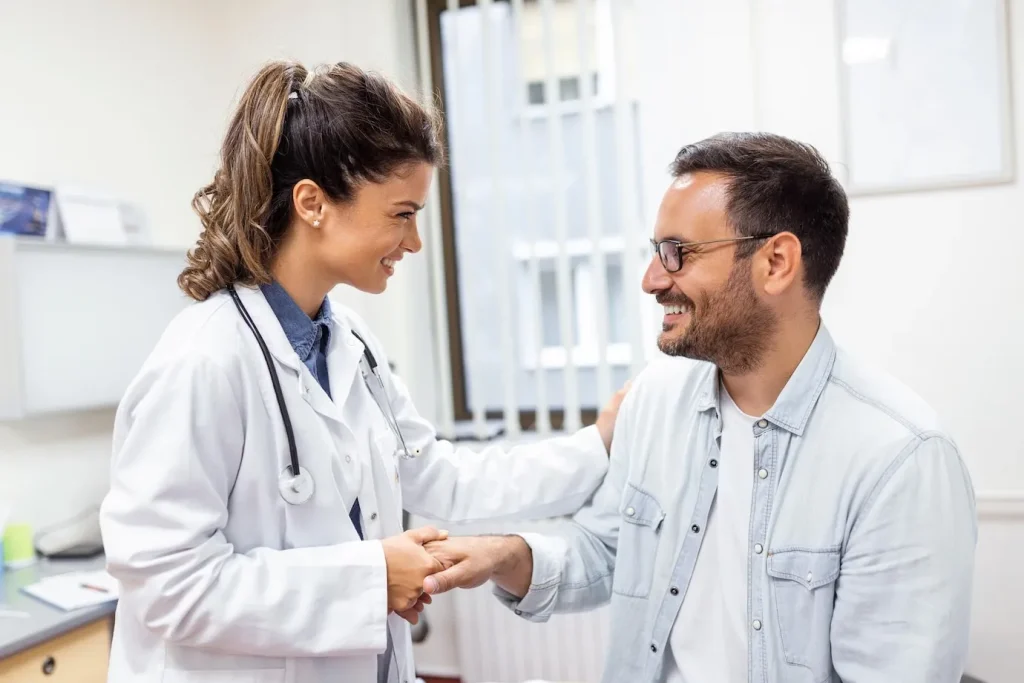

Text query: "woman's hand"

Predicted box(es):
[395, 592, 432, 625]
[596, 380, 632, 453]
[381, 527, 449, 613]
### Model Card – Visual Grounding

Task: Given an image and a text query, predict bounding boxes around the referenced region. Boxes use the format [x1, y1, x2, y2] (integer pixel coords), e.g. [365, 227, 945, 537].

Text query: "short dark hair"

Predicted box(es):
[670, 132, 848, 300]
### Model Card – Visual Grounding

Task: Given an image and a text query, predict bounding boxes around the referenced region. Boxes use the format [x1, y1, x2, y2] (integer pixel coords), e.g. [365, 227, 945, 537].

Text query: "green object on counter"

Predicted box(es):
[3, 523, 36, 568]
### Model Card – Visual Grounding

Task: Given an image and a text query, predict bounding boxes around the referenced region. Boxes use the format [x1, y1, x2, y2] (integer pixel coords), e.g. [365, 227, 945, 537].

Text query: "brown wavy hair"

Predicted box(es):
[178, 60, 444, 301]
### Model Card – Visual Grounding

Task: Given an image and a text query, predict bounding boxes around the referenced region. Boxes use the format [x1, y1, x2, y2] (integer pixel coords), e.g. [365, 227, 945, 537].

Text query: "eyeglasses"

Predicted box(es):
[650, 234, 775, 273]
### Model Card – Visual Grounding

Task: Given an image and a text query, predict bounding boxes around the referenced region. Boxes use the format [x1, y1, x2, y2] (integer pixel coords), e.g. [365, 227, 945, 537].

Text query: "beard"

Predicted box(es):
[657, 258, 777, 374]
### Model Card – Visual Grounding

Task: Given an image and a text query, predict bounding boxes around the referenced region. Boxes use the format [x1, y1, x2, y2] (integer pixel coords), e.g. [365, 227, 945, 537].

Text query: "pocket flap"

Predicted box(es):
[767, 548, 840, 589]
[619, 483, 665, 528]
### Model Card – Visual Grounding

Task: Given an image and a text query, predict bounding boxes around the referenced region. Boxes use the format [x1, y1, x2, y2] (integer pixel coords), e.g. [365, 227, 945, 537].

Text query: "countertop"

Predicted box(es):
[0, 555, 114, 659]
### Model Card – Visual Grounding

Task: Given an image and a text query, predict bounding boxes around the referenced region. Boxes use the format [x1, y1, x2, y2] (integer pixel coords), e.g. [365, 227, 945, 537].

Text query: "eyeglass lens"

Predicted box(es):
[658, 241, 681, 272]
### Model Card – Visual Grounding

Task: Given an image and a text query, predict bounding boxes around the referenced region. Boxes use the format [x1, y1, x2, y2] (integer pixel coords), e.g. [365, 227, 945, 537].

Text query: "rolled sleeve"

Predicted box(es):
[492, 532, 569, 622]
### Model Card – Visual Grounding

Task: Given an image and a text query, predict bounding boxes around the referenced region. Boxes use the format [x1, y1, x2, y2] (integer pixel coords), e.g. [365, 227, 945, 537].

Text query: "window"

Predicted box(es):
[526, 80, 546, 104]
[558, 75, 580, 101]
[525, 73, 598, 105]
[425, 0, 644, 429]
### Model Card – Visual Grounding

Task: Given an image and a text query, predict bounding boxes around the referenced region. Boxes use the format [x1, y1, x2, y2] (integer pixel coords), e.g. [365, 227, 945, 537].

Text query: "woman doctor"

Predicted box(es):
[99, 61, 626, 683]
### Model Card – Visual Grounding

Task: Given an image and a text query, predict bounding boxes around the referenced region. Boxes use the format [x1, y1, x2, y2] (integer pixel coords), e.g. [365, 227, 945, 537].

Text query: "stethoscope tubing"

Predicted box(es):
[227, 284, 412, 498]
[228, 284, 302, 478]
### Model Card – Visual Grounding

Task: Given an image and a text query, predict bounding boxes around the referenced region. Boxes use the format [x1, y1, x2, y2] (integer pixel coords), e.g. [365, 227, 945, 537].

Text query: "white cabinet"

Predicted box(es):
[0, 237, 189, 420]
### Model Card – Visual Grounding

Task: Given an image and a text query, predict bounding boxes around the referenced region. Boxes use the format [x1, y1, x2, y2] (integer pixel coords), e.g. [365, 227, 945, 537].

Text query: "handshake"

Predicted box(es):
[379, 526, 532, 625]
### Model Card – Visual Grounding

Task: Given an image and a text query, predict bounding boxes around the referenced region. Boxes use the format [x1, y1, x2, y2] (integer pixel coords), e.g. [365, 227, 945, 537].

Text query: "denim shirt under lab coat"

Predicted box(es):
[498, 325, 977, 683]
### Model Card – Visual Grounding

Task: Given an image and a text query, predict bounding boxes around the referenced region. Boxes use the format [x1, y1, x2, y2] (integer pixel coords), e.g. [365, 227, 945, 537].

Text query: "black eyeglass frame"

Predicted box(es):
[650, 233, 776, 273]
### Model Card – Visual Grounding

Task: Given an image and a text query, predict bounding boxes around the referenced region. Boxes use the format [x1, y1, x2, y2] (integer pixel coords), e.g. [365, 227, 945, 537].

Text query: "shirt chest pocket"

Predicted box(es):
[767, 548, 841, 682]
[612, 483, 665, 598]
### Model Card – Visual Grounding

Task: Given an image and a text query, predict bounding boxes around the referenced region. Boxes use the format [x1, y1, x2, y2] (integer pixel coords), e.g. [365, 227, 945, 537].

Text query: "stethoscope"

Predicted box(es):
[227, 284, 413, 505]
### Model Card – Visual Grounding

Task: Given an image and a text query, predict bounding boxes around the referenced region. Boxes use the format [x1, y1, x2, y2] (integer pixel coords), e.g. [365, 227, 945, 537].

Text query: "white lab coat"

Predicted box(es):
[99, 284, 609, 683]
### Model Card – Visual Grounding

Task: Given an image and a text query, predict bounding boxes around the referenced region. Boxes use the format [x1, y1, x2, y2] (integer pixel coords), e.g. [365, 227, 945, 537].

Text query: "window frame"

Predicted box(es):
[423, 0, 603, 430]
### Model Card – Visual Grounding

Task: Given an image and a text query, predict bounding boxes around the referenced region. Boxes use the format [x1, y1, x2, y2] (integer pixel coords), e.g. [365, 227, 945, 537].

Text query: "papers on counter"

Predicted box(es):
[21, 569, 118, 611]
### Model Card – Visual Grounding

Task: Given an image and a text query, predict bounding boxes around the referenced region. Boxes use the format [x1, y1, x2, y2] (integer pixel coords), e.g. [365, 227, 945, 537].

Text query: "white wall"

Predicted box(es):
[0, 0, 216, 529]
[632, 0, 1024, 681]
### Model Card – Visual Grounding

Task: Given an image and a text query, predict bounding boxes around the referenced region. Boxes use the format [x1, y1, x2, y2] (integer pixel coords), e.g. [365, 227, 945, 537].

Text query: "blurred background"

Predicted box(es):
[0, 1, 1020, 681]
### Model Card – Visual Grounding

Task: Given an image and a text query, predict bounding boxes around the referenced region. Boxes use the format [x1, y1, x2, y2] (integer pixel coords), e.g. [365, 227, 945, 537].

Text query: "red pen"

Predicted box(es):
[79, 583, 109, 594]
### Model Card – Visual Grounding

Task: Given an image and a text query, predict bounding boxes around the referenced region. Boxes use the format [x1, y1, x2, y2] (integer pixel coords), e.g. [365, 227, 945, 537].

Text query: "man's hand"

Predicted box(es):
[596, 380, 632, 453]
[381, 526, 448, 613]
[422, 535, 533, 598]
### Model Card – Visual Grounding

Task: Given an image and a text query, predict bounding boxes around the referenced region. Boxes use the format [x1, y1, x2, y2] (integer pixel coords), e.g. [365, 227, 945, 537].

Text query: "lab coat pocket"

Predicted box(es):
[163, 646, 285, 682]
[163, 671, 285, 683]
[611, 483, 665, 598]
[767, 548, 841, 682]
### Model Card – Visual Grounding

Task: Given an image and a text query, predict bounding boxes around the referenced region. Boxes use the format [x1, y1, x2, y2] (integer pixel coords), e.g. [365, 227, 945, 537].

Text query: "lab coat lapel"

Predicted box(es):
[323, 326, 362, 424]
[233, 286, 348, 426]
[231, 285, 303, 374]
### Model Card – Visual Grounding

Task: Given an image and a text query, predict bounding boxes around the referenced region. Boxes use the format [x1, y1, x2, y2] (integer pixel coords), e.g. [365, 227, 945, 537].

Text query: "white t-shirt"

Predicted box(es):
[663, 384, 758, 683]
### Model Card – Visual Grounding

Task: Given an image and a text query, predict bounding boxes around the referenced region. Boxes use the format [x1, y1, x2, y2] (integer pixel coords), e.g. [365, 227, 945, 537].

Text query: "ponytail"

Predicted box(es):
[178, 60, 305, 301]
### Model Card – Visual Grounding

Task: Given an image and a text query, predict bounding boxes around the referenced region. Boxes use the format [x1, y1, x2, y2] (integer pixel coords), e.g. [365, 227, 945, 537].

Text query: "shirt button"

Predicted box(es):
[757, 419, 768, 428]
[691, 524, 700, 533]
[514, 609, 522, 616]
[370, 512, 378, 521]
[758, 468, 768, 479]
[345, 455, 352, 463]
[709, 459, 718, 468]
[752, 619, 762, 631]
[670, 587, 679, 596]
[625, 507, 636, 517]
[650, 644, 658, 653]
[754, 543, 763, 554]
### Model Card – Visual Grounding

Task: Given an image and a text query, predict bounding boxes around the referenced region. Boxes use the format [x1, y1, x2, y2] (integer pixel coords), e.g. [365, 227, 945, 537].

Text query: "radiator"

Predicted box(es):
[435, 517, 610, 683]
[452, 579, 610, 683]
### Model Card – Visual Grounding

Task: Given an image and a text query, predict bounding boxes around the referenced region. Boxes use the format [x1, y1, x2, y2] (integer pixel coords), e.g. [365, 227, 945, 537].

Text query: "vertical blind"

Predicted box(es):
[416, 0, 646, 438]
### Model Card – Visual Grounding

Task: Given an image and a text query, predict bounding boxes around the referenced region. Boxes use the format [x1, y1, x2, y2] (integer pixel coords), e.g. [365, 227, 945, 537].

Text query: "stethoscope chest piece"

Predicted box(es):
[278, 466, 315, 505]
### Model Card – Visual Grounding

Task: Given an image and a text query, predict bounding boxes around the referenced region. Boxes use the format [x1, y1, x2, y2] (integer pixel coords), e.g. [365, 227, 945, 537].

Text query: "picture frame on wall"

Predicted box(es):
[0, 182, 52, 237]
[836, 0, 1015, 195]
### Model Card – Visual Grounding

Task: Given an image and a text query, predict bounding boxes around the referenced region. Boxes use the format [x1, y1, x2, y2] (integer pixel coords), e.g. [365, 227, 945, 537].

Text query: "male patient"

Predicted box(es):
[422, 133, 977, 683]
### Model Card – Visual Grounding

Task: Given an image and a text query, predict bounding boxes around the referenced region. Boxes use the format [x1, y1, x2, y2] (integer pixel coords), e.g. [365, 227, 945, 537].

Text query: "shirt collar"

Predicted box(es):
[259, 281, 332, 360]
[695, 322, 836, 435]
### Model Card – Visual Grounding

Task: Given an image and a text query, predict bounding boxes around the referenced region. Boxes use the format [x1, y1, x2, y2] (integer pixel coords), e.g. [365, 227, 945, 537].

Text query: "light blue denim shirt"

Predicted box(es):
[497, 324, 977, 683]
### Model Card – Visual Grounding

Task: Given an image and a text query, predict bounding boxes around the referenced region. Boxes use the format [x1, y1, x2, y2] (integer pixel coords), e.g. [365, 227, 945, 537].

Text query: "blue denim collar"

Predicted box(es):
[259, 281, 333, 360]
[695, 322, 836, 435]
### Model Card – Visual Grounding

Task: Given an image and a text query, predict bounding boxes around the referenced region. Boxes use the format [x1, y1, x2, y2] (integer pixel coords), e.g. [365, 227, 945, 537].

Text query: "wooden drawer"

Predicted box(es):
[0, 618, 110, 683]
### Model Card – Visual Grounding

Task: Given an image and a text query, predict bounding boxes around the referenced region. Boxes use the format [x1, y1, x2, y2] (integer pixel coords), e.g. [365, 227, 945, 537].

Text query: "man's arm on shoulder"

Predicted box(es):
[830, 434, 977, 682]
